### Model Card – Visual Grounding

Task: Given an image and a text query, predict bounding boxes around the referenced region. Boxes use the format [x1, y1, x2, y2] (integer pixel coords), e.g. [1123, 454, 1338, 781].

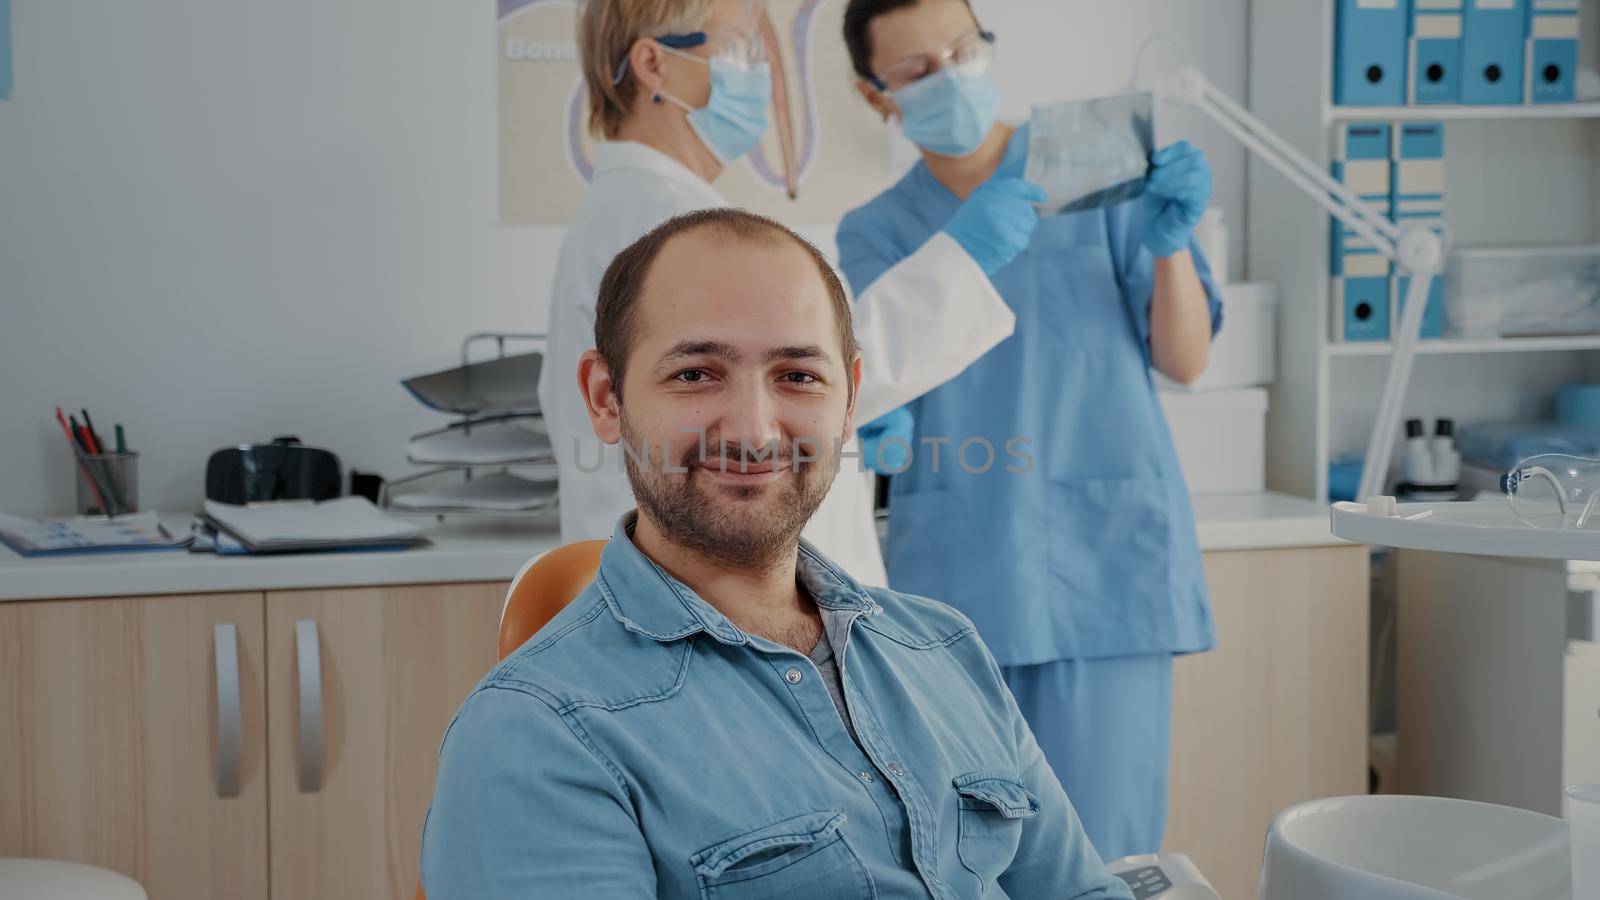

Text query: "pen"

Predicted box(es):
[81, 409, 106, 453]
[79, 419, 103, 454]
[56, 407, 112, 515]
[67, 414, 91, 453]
[115, 424, 127, 454]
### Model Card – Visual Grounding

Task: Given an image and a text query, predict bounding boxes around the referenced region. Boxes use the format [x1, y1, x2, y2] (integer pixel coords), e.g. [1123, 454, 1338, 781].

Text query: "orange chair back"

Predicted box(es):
[416, 539, 608, 900]
[496, 540, 607, 660]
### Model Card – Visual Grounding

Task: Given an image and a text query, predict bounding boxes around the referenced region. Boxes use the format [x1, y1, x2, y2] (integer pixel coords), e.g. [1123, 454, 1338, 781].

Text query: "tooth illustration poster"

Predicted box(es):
[497, 0, 890, 225]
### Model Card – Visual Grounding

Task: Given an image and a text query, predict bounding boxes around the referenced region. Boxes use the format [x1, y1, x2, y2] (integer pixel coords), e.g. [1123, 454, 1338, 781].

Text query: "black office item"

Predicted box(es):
[206, 437, 342, 505]
[350, 469, 386, 505]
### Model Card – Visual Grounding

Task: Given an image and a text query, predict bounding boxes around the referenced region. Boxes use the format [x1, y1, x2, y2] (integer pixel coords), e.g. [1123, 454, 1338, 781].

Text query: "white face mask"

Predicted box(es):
[892, 65, 1002, 158]
[655, 44, 772, 164]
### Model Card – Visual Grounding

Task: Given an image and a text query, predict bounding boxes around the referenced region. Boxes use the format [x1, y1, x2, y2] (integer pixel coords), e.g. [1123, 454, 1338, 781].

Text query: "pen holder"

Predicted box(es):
[76, 451, 139, 517]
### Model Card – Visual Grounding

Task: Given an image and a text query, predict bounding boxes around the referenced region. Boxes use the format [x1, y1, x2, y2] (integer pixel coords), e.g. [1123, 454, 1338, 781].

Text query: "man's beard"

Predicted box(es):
[620, 413, 837, 572]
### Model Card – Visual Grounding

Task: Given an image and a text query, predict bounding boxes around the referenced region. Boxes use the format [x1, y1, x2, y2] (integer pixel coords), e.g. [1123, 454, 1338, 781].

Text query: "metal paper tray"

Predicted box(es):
[401, 351, 544, 416]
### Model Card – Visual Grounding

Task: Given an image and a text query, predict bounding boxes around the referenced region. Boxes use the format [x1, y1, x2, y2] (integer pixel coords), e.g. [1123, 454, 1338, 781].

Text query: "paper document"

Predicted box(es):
[390, 471, 559, 512]
[202, 497, 426, 550]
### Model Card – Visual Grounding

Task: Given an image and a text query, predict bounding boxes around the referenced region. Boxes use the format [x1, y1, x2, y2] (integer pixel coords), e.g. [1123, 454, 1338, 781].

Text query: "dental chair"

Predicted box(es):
[414, 539, 608, 900]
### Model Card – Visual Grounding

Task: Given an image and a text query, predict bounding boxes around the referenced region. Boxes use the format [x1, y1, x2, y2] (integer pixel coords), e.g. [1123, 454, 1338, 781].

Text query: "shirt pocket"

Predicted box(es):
[953, 771, 1040, 887]
[691, 810, 877, 900]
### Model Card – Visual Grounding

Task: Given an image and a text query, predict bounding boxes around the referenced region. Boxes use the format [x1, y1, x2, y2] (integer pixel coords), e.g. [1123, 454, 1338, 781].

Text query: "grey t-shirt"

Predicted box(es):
[808, 609, 862, 748]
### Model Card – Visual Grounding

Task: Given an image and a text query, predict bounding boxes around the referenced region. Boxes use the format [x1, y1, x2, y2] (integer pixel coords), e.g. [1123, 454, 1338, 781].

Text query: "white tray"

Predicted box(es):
[1331, 498, 1600, 560]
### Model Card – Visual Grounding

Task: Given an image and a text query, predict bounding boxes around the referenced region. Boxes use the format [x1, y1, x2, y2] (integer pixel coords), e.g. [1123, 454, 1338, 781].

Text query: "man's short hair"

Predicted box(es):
[594, 208, 858, 402]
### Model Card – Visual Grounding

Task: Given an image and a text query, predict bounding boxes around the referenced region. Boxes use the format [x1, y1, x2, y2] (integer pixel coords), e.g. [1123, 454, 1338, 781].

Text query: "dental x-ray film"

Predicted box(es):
[1025, 91, 1155, 215]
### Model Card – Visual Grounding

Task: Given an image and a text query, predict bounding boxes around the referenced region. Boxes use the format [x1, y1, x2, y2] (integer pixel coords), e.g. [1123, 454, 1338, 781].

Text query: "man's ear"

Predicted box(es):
[855, 79, 898, 123]
[842, 351, 863, 437]
[578, 349, 623, 445]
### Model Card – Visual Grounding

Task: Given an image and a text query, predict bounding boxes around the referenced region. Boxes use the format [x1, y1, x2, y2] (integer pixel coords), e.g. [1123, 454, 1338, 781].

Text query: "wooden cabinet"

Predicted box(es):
[263, 583, 507, 900]
[0, 593, 270, 900]
[1164, 545, 1370, 900]
[0, 582, 506, 900]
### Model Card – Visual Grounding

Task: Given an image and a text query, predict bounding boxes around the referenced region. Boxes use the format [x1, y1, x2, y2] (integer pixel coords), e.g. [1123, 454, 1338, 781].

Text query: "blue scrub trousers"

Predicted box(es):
[1001, 653, 1173, 863]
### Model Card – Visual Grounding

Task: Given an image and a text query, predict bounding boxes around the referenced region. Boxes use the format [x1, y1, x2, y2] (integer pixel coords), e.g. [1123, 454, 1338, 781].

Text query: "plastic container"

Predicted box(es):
[1456, 421, 1600, 471]
[1157, 282, 1277, 392]
[1329, 455, 1364, 502]
[1158, 387, 1267, 494]
[1557, 384, 1600, 428]
[1444, 245, 1600, 338]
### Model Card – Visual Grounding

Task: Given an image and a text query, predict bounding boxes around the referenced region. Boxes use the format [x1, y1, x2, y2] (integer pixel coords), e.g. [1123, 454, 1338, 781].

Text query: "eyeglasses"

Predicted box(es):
[612, 27, 768, 86]
[870, 28, 996, 93]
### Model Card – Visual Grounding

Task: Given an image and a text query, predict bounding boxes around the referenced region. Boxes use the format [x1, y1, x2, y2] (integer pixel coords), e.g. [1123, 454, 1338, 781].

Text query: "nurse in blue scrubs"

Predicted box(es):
[837, 0, 1223, 861]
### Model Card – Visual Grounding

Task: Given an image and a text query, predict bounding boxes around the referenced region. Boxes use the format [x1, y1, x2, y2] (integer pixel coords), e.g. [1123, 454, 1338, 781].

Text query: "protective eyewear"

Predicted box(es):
[612, 27, 768, 85]
[871, 28, 996, 93]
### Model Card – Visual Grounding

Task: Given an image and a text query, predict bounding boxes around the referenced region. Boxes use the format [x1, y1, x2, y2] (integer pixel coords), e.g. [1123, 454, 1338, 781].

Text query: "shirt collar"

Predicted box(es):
[594, 511, 880, 646]
[592, 140, 717, 192]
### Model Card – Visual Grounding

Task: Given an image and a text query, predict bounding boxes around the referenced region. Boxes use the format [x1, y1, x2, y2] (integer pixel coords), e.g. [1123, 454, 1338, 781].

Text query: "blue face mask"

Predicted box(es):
[659, 54, 772, 165]
[894, 66, 1002, 158]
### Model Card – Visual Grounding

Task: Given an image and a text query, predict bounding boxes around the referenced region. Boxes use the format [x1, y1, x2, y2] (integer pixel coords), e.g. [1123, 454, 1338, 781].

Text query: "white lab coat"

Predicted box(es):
[539, 140, 1014, 586]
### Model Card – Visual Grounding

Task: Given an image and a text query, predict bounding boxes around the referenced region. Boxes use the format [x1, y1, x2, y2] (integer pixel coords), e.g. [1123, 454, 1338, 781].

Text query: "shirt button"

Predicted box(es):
[888, 762, 906, 777]
[856, 771, 874, 784]
[784, 667, 804, 684]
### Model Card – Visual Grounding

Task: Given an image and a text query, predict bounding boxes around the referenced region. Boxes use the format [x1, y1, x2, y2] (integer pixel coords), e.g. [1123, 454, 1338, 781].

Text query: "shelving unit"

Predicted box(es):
[1326, 101, 1600, 122]
[1246, 0, 1600, 502]
[1324, 334, 1600, 357]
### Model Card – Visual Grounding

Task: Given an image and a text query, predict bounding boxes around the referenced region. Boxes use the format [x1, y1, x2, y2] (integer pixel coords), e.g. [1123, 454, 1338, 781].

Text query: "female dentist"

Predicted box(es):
[835, 0, 1223, 860]
[542, 0, 1048, 584]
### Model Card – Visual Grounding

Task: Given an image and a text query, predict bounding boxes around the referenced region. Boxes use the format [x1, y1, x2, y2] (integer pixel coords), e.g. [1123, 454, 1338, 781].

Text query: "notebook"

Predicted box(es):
[200, 497, 429, 554]
[0, 511, 191, 557]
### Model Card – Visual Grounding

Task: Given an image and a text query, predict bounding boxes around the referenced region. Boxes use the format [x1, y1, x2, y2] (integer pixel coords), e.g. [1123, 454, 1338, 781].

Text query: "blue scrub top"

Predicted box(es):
[836, 128, 1223, 666]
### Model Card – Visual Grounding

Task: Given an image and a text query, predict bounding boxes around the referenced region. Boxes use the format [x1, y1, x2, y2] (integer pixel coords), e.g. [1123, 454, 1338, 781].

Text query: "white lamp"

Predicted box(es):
[1162, 68, 1447, 502]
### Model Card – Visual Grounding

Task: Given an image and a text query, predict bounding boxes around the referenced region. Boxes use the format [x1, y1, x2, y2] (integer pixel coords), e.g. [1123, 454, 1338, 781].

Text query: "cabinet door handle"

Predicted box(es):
[213, 622, 241, 798]
[294, 618, 323, 792]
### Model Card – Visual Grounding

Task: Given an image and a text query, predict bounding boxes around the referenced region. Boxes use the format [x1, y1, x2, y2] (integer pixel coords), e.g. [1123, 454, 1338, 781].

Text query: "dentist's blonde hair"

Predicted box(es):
[579, 0, 719, 138]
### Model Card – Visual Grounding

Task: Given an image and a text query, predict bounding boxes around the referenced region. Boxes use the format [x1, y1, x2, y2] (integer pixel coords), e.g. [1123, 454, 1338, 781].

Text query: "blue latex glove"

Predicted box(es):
[1141, 140, 1213, 258]
[942, 154, 1047, 275]
[857, 407, 915, 474]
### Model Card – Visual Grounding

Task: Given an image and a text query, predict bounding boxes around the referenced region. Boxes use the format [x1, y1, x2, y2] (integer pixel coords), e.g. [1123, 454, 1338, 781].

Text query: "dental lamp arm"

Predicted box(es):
[1164, 67, 1446, 502]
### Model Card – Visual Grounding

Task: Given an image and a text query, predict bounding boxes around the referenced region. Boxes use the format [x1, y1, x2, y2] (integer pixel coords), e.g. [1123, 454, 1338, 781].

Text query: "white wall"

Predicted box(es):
[0, 0, 1250, 517]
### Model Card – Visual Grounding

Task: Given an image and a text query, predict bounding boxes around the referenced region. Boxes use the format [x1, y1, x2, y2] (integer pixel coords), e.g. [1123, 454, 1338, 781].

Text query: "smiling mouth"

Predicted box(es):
[695, 460, 786, 481]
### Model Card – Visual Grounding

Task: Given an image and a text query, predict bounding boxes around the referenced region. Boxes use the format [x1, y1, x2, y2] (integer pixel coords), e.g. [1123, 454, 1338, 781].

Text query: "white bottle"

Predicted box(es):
[1404, 418, 1435, 485]
[1432, 418, 1460, 485]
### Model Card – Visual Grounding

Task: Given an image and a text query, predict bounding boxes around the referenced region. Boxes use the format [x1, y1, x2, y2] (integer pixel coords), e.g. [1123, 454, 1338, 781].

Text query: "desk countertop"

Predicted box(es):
[0, 493, 1338, 602]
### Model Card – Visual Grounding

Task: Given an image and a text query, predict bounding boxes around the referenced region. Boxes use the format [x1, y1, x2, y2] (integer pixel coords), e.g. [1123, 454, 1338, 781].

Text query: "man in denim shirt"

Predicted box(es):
[420, 208, 1131, 899]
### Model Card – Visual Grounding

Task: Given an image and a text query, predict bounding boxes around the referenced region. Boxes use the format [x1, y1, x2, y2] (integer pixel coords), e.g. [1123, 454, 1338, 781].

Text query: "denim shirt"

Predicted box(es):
[420, 513, 1132, 900]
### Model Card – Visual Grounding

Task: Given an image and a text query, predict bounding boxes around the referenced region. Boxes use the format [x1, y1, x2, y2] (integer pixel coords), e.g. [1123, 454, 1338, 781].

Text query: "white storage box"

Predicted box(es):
[1158, 387, 1268, 494]
[1157, 282, 1277, 392]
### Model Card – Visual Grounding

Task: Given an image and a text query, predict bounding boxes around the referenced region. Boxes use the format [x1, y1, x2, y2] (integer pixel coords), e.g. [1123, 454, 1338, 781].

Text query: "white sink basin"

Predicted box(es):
[1258, 795, 1571, 899]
